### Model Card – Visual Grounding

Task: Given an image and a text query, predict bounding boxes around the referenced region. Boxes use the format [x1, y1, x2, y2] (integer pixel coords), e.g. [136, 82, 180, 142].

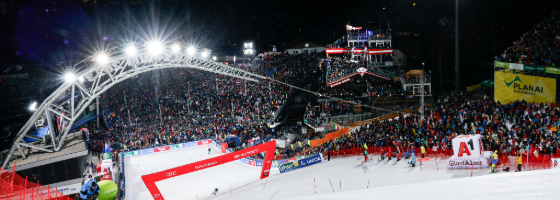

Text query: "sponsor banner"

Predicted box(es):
[510, 63, 523, 70]
[552, 158, 560, 169]
[170, 144, 182, 149]
[494, 71, 556, 104]
[221, 143, 228, 153]
[297, 154, 322, 168]
[452, 135, 484, 159]
[494, 61, 510, 68]
[525, 65, 546, 73]
[124, 151, 139, 157]
[545, 67, 560, 74]
[142, 148, 155, 155]
[466, 84, 481, 92]
[279, 162, 298, 173]
[154, 146, 169, 152]
[447, 156, 491, 169]
[198, 139, 212, 145]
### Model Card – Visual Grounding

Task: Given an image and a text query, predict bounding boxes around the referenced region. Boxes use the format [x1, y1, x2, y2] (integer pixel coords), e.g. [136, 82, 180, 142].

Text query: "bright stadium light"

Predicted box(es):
[125, 45, 137, 56]
[96, 54, 109, 64]
[212, 56, 217, 61]
[29, 102, 37, 111]
[201, 51, 208, 57]
[64, 72, 76, 83]
[78, 76, 84, 83]
[187, 47, 196, 55]
[172, 44, 181, 53]
[147, 41, 163, 55]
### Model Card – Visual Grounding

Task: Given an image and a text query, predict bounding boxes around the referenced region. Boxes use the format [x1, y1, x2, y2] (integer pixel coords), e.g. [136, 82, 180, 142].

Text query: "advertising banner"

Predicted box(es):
[221, 143, 228, 153]
[154, 146, 169, 152]
[552, 158, 560, 169]
[546, 67, 560, 74]
[452, 135, 484, 159]
[198, 139, 212, 145]
[494, 71, 556, 104]
[279, 162, 298, 173]
[297, 154, 322, 168]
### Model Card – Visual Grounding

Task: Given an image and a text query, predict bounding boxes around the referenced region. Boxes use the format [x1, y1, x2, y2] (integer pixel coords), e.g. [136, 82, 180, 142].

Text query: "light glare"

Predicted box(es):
[64, 72, 76, 83]
[96, 54, 108, 64]
[201, 51, 208, 57]
[172, 44, 181, 53]
[187, 47, 196, 55]
[29, 102, 37, 111]
[125, 46, 137, 56]
[148, 41, 163, 55]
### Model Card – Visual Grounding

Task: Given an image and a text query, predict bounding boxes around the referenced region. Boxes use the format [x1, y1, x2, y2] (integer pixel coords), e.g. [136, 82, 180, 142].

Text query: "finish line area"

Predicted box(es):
[123, 142, 280, 200]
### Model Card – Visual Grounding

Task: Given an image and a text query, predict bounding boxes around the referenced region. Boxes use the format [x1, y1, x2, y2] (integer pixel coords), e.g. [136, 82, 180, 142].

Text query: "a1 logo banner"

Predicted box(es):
[552, 158, 560, 169]
[452, 135, 484, 159]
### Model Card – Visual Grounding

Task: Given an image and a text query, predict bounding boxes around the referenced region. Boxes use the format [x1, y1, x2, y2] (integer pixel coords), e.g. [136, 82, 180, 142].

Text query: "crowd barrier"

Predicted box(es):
[0, 166, 72, 200]
[314, 146, 560, 172]
[311, 128, 350, 147]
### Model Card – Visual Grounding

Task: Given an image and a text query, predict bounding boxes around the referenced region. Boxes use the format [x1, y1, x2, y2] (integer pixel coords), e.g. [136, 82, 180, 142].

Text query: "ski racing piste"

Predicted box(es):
[447, 134, 492, 169]
[141, 140, 276, 200]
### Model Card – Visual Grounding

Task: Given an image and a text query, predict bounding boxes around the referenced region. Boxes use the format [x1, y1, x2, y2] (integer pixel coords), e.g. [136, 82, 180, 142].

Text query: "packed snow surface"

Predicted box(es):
[125, 145, 559, 200]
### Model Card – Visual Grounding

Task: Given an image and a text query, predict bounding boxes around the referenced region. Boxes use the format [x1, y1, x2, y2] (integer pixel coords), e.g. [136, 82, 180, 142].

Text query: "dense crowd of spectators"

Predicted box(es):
[303, 92, 560, 158]
[89, 53, 318, 155]
[304, 102, 355, 127]
[497, 9, 560, 67]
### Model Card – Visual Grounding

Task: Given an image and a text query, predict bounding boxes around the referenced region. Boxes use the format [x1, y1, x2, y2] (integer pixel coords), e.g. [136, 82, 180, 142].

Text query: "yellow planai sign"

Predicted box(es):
[494, 71, 556, 104]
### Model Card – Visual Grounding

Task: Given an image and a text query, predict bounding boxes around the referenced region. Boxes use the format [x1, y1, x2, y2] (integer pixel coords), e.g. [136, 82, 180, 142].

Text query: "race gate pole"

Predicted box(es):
[367, 179, 370, 188]
[263, 180, 267, 192]
[314, 178, 316, 194]
[329, 179, 335, 193]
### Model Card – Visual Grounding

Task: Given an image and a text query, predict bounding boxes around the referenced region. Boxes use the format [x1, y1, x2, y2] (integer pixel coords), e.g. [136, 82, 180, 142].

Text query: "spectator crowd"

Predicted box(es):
[88, 52, 319, 156]
[498, 9, 560, 67]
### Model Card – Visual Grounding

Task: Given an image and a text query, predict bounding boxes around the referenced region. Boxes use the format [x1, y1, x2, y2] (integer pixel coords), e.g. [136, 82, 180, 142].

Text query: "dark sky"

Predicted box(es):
[0, 0, 559, 90]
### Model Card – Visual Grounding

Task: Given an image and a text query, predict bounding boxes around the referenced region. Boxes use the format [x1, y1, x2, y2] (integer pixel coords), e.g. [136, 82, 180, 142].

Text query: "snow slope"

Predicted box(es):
[124, 144, 280, 200]
[208, 155, 499, 200]
[126, 145, 558, 200]
[286, 169, 560, 200]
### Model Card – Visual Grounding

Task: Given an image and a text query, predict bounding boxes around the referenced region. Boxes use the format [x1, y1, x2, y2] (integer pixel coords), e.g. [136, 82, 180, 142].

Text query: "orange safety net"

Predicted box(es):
[0, 166, 74, 200]
[311, 128, 350, 147]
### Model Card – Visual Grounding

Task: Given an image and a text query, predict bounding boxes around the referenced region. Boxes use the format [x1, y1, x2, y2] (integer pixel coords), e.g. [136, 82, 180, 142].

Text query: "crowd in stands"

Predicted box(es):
[497, 9, 560, 67]
[302, 92, 560, 158]
[304, 102, 355, 127]
[88, 53, 318, 156]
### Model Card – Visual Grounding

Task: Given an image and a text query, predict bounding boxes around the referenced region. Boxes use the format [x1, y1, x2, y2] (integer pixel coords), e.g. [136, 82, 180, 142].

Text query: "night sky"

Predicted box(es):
[0, 0, 559, 90]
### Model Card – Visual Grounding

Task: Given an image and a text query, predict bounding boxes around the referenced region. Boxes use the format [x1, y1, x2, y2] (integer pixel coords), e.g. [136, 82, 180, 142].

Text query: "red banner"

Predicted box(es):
[142, 140, 276, 200]
[221, 143, 228, 154]
[154, 146, 169, 152]
[198, 139, 212, 145]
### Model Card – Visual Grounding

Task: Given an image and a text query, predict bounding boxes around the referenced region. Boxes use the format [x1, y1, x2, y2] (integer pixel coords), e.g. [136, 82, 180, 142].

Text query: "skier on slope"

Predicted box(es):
[491, 150, 499, 173]
[212, 188, 218, 195]
[405, 148, 410, 159]
[379, 147, 385, 161]
[363, 148, 369, 164]
[387, 147, 392, 161]
[208, 148, 211, 155]
[409, 150, 417, 167]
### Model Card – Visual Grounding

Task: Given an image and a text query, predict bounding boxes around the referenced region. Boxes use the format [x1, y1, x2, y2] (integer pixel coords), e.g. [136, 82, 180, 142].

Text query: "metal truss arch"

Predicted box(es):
[2, 50, 267, 168]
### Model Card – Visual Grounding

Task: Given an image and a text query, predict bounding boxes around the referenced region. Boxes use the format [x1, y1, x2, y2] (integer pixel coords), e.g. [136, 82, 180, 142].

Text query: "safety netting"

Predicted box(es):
[0, 167, 73, 200]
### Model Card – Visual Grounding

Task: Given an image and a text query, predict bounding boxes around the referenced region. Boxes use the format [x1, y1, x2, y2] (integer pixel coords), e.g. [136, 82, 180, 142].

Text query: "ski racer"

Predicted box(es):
[387, 147, 392, 161]
[492, 150, 498, 173]
[212, 188, 218, 195]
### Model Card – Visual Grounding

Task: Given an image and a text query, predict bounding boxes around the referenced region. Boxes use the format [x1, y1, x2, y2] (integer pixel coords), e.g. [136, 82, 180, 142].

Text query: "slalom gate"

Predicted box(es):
[0, 166, 72, 200]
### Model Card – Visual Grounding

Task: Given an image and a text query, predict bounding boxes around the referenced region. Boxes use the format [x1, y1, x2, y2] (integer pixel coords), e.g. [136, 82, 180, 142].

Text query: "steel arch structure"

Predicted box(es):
[2, 50, 268, 168]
